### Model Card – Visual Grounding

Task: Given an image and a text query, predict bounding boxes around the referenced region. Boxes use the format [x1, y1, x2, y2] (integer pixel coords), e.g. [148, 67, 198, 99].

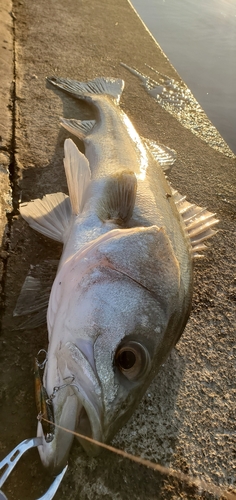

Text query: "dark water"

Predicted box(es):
[132, 0, 236, 154]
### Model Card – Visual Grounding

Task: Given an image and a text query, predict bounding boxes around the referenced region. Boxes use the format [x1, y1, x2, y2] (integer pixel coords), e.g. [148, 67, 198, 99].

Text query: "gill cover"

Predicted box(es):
[48, 225, 181, 335]
[95, 225, 180, 307]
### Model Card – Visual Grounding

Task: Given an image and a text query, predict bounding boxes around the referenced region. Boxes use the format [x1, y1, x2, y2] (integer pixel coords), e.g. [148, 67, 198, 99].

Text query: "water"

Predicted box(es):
[131, 0, 236, 154]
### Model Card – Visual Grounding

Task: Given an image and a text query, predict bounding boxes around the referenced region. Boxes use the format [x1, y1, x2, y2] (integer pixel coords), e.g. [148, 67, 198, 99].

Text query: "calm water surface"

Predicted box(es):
[132, 0, 236, 153]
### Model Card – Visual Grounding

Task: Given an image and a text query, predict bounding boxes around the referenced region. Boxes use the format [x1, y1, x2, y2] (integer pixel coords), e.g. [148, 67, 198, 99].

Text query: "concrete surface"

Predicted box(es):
[0, 0, 13, 298]
[0, 0, 235, 499]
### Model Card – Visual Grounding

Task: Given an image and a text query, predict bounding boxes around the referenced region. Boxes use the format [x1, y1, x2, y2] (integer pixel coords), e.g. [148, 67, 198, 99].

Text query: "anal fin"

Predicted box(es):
[61, 118, 95, 140]
[97, 169, 137, 224]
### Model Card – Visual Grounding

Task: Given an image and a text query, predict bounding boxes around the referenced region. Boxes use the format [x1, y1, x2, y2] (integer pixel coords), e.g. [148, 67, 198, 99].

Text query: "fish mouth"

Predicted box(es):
[73, 386, 103, 456]
[37, 342, 103, 473]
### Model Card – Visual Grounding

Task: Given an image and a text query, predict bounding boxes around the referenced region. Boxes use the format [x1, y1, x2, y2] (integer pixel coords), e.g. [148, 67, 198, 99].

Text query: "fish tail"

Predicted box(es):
[47, 76, 124, 104]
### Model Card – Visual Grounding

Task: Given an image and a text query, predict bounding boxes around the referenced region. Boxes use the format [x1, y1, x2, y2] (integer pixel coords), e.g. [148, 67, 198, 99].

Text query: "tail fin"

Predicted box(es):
[47, 76, 124, 104]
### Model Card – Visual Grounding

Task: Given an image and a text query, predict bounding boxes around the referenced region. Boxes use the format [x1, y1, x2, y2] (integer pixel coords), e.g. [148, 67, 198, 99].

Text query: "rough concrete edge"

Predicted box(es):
[0, 0, 15, 310]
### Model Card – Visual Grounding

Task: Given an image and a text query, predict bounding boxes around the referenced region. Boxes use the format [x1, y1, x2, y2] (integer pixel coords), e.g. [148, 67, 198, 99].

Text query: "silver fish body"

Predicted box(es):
[18, 77, 217, 473]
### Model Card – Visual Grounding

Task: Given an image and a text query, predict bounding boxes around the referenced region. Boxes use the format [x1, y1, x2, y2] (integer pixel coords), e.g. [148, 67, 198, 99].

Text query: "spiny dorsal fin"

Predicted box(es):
[64, 138, 91, 215]
[144, 138, 176, 174]
[97, 169, 137, 224]
[172, 188, 219, 258]
[61, 118, 95, 140]
[20, 193, 72, 242]
[47, 76, 124, 104]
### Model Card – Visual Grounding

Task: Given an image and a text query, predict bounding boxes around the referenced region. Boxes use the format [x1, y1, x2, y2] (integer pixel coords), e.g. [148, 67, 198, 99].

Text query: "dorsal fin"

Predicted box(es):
[64, 138, 91, 215]
[143, 137, 176, 174]
[172, 188, 219, 258]
[97, 169, 137, 224]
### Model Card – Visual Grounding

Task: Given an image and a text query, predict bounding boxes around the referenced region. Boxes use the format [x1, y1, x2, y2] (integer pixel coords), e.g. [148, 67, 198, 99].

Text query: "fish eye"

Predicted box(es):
[115, 341, 150, 381]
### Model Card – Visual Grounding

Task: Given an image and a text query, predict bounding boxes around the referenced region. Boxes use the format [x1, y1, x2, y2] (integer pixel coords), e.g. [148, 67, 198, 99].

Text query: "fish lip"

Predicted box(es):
[37, 385, 103, 472]
[37, 385, 78, 473]
[72, 385, 103, 456]
[58, 341, 104, 454]
[37, 343, 104, 471]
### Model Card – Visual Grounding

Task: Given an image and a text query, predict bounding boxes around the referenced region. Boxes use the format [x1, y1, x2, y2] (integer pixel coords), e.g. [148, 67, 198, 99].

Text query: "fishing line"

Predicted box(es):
[39, 416, 236, 500]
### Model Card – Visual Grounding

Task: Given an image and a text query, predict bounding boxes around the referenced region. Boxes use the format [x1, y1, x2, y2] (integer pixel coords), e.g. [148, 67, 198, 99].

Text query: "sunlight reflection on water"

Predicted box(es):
[131, 0, 236, 153]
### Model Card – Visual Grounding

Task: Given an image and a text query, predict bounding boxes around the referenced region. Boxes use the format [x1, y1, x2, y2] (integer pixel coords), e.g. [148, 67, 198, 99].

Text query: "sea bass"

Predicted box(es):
[16, 77, 218, 473]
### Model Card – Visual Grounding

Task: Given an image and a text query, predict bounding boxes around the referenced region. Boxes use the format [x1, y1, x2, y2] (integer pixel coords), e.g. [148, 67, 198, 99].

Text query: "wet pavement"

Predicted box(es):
[0, 0, 235, 499]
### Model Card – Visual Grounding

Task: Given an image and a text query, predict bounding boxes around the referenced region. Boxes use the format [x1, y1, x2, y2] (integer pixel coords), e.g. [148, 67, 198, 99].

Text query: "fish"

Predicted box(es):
[15, 76, 218, 474]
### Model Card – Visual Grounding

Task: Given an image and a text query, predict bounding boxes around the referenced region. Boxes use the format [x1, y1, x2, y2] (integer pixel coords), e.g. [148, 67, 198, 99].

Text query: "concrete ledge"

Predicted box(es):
[0, 0, 13, 300]
[0, 0, 235, 499]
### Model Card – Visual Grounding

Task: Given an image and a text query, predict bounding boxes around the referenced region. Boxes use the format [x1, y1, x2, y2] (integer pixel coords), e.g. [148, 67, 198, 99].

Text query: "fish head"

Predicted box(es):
[38, 225, 190, 472]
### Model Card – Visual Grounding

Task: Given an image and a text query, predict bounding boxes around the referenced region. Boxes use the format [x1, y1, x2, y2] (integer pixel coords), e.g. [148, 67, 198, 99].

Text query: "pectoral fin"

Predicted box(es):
[97, 169, 137, 225]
